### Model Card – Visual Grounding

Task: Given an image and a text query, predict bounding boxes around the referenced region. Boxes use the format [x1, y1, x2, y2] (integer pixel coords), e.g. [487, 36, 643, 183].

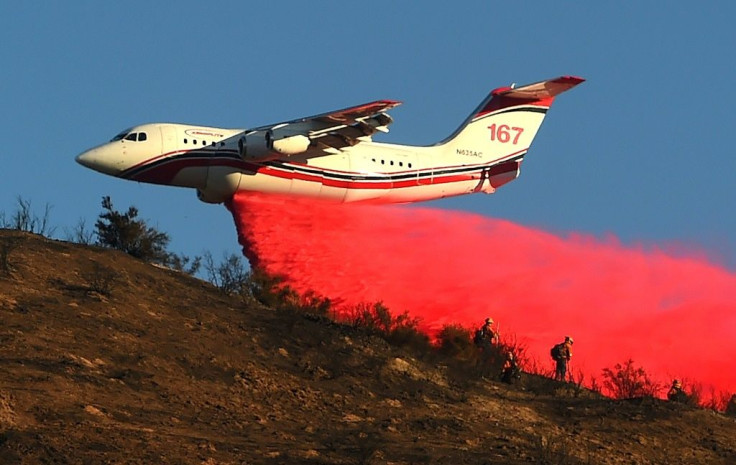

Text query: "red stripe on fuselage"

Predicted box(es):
[128, 150, 524, 190]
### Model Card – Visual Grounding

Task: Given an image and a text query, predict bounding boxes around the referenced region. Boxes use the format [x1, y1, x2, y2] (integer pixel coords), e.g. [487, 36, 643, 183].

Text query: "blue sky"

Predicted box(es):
[2, 2, 734, 267]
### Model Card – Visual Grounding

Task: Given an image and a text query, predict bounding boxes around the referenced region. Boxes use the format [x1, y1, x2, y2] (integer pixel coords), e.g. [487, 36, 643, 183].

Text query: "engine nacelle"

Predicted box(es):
[237, 131, 311, 161]
[271, 134, 310, 155]
[238, 131, 272, 162]
[197, 189, 222, 204]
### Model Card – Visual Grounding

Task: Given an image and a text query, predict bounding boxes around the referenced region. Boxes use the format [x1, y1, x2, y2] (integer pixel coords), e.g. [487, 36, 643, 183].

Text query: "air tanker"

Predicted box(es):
[76, 76, 583, 204]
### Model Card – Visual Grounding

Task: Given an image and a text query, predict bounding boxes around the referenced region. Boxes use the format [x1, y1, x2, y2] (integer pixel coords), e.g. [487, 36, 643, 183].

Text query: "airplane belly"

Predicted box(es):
[290, 178, 323, 198]
[202, 166, 242, 202]
[286, 164, 323, 198]
[307, 155, 349, 202]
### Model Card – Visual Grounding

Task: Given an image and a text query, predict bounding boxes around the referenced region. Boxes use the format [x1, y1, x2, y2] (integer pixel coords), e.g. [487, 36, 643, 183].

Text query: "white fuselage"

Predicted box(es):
[77, 122, 526, 204]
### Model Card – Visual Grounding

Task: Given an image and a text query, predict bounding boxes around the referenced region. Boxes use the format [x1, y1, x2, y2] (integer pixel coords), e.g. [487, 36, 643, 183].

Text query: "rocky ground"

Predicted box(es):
[0, 230, 734, 464]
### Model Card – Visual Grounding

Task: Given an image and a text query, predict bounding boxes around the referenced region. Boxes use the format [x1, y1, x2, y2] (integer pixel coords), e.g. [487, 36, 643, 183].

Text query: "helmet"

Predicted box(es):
[565, 336, 574, 344]
[673, 379, 682, 387]
[485, 317, 493, 324]
[507, 353, 514, 360]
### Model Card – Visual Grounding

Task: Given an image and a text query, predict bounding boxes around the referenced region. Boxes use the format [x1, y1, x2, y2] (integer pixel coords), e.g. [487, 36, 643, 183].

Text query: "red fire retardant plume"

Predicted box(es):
[227, 192, 736, 395]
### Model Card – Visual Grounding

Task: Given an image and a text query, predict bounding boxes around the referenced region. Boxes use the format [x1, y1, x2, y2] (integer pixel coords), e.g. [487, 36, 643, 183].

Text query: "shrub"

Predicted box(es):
[243, 266, 295, 308]
[341, 302, 430, 351]
[436, 324, 478, 362]
[601, 359, 661, 399]
[203, 251, 249, 296]
[95, 196, 171, 263]
[6, 197, 55, 236]
[725, 393, 736, 417]
[346, 302, 393, 333]
[686, 381, 733, 410]
[167, 253, 201, 275]
[385, 311, 431, 351]
[81, 262, 117, 296]
[65, 218, 95, 245]
[94, 196, 200, 275]
[297, 290, 332, 316]
[707, 390, 735, 412]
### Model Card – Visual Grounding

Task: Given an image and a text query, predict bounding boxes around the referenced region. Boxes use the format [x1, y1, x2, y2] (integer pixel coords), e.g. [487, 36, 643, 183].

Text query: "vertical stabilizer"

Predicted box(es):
[440, 76, 584, 167]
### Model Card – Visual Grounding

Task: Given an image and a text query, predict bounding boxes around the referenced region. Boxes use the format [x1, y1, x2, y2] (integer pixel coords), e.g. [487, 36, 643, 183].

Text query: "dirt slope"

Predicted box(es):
[0, 230, 734, 464]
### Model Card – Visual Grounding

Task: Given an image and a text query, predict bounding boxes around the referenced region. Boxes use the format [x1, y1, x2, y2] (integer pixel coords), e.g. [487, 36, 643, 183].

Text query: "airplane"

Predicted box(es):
[76, 76, 583, 204]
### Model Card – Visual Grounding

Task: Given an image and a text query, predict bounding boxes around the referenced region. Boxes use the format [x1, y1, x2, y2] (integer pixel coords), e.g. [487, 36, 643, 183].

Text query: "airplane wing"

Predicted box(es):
[250, 100, 402, 153]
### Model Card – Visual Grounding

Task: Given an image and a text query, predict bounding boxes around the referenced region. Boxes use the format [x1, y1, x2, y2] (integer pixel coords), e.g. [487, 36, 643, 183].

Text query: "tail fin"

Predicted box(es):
[440, 76, 584, 168]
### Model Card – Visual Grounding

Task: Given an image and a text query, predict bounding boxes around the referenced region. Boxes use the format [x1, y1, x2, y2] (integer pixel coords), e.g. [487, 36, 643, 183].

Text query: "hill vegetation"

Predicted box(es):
[0, 198, 735, 463]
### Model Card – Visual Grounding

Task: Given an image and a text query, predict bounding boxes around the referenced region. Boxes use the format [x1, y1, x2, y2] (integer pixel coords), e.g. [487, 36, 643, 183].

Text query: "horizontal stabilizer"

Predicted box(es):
[475, 76, 584, 118]
[492, 76, 585, 100]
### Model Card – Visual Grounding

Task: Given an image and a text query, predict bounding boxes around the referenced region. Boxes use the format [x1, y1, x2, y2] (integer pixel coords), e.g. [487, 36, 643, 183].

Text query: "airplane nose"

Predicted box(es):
[75, 149, 95, 169]
[75, 145, 124, 176]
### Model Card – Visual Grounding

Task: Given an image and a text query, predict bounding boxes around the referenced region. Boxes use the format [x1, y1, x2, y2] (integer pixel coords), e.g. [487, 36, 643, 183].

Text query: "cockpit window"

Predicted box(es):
[110, 128, 132, 142]
[111, 128, 148, 142]
[110, 128, 148, 142]
[120, 132, 148, 142]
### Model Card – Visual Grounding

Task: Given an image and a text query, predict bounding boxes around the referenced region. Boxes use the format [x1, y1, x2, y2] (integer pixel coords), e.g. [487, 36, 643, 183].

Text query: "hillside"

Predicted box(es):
[0, 230, 734, 464]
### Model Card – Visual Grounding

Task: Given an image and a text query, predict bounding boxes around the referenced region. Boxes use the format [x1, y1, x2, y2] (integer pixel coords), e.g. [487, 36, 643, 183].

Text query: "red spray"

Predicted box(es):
[227, 191, 736, 396]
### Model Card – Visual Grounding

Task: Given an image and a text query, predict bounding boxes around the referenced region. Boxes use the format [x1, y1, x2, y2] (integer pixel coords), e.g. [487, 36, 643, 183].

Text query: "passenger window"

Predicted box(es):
[203, 140, 207, 146]
[399, 162, 403, 167]
[390, 161, 394, 166]
[184, 138, 188, 144]
[125, 133, 137, 141]
[193, 140, 197, 145]
[138, 132, 147, 142]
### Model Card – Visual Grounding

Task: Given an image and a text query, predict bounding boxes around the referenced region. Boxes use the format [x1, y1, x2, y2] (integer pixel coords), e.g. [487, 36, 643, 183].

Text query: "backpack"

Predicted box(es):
[550, 343, 564, 360]
[473, 328, 484, 345]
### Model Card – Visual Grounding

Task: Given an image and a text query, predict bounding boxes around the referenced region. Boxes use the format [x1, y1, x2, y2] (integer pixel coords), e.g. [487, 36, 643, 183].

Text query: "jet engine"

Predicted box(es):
[238, 130, 311, 162]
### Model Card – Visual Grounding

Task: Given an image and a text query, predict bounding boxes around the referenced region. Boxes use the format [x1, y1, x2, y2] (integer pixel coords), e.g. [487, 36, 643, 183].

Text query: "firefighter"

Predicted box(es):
[667, 379, 688, 403]
[501, 352, 520, 384]
[473, 317, 497, 349]
[726, 394, 736, 417]
[551, 336, 573, 381]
